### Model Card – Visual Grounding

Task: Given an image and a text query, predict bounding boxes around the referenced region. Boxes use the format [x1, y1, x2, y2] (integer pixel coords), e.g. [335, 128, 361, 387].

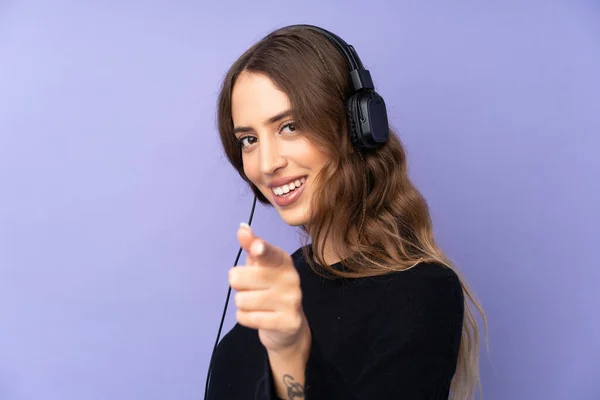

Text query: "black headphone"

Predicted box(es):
[285, 24, 390, 150]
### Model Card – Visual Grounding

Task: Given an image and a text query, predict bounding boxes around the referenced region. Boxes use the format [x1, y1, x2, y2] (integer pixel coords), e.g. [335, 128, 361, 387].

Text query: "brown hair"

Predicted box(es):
[217, 25, 486, 399]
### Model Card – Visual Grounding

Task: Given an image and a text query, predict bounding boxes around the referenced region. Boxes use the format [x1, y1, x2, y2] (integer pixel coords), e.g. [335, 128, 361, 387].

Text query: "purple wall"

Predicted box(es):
[1, 1, 598, 399]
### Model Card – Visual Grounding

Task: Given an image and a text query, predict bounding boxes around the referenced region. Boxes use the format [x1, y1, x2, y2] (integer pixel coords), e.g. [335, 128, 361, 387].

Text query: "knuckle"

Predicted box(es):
[291, 272, 301, 286]
[284, 270, 299, 285]
[291, 295, 302, 310]
[288, 314, 302, 331]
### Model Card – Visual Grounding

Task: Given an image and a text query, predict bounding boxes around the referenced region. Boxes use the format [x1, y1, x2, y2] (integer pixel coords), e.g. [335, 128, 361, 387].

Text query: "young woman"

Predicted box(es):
[206, 24, 485, 400]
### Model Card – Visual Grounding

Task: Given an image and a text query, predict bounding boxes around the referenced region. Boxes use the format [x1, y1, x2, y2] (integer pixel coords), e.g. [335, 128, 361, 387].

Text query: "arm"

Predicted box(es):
[267, 318, 312, 399]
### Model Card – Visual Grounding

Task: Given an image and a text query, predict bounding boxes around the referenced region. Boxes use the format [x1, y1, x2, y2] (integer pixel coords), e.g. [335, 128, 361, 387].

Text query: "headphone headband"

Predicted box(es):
[281, 24, 375, 92]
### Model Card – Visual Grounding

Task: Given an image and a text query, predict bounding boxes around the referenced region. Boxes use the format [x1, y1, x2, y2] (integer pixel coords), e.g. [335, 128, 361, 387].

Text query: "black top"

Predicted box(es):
[206, 246, 464, 400]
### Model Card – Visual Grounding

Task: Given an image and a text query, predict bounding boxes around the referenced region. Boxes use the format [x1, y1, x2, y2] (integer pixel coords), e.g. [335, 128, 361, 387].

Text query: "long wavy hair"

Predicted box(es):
[216, 25, 486, 400]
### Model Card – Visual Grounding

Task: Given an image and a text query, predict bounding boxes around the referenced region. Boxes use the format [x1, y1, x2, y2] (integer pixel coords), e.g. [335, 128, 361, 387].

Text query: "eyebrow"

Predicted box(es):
[233, 109, 294, 135]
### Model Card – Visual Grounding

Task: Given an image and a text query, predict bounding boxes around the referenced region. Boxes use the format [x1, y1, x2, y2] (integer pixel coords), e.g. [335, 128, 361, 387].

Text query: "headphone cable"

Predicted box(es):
[203, 195, 258, 399]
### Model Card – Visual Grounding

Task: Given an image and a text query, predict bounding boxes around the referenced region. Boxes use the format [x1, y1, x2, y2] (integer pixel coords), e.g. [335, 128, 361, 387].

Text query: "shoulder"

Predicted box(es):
[368, 263, 465, 356]
[376, 262, 464, 313]
[382, 260, 461, 281]
[382, 261, 463, 295]
[345, 262, 465, 350]
[352, 260, 463, 295]
[292, 246, 462, 300]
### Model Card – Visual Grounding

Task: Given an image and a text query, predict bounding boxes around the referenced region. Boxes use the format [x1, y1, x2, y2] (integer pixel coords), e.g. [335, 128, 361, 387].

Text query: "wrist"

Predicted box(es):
[266, 318, 312, 400]
[269, 318, 312, 361]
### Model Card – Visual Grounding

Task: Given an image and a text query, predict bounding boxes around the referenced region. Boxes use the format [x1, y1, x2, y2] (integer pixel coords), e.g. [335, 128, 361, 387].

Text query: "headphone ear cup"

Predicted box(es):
[347, 91, 389, 150]
[363, 91, 389, 147]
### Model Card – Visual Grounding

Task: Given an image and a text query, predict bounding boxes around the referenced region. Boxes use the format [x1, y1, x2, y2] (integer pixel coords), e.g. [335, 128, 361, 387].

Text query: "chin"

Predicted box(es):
[260, 187, 311, 226]
[272, 202, 311, 227]
[277, 210, 309, 227]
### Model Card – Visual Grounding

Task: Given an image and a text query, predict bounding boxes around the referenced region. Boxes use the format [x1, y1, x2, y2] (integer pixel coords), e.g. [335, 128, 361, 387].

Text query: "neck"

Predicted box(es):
[318, 236, 349, 266]
[304, 224, 356, 266]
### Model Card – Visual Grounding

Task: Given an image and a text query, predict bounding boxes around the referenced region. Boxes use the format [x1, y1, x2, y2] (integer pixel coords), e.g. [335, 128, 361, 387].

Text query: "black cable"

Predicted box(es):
[203, 195, 258, 399]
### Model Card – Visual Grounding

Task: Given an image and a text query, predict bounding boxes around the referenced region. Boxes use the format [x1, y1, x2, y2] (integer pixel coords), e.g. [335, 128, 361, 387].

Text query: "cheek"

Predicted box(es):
[304, 148, 330, 172]
[297, 138, 330, 168]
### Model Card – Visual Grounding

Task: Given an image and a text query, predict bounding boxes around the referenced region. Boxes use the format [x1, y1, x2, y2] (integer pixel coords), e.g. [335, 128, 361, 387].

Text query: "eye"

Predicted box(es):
[238, 136, 257, 149]
[280, 122, 297, 134]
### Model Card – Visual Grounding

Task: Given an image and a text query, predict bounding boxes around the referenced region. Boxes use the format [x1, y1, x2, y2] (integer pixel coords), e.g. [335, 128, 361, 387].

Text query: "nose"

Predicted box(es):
[259, 135, 287, 175]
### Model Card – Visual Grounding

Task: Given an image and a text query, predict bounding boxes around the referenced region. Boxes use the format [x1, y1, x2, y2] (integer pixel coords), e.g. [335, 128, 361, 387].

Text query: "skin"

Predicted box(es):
[227, 71, 333, 399]
[231, 71, 330, 227]
[232, 224, 310, 399]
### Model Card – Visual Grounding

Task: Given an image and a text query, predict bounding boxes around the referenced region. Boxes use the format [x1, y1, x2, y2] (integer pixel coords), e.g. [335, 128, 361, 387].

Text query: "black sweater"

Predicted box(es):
[206, 246, 464, 400]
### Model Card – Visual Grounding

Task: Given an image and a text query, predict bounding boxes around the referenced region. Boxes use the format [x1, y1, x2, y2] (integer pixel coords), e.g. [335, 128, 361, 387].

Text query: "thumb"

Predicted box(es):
[237, 223, 289, 267]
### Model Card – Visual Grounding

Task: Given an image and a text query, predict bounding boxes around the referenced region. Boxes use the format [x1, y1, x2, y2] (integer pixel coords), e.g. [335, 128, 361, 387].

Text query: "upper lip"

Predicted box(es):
[266, 175, 307, 188]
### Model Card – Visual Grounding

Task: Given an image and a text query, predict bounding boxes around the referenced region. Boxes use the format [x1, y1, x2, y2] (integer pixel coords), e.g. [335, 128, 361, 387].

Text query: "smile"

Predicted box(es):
[270, 176, 307, 207]
[272, 177, 306, 196]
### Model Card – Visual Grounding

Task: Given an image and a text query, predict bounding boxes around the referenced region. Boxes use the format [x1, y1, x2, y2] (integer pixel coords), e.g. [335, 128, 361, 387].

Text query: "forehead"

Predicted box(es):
[231, 72, 291, 125]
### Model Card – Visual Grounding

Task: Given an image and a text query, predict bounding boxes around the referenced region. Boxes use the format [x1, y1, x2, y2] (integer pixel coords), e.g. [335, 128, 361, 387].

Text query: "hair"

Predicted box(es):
[216, 25, 486, 399]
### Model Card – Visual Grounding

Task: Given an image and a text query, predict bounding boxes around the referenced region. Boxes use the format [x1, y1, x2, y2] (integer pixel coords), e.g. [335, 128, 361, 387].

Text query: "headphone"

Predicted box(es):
[204, 25, 387, 399]
[287, 24, 390, 150]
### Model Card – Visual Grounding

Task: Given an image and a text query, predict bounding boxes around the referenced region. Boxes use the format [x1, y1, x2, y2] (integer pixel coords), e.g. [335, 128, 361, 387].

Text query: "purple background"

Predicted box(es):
[1, 1, 598, 399]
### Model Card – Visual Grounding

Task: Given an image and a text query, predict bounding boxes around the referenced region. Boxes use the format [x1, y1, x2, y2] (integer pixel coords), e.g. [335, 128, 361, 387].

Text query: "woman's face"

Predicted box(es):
[231, 71, 330, 227]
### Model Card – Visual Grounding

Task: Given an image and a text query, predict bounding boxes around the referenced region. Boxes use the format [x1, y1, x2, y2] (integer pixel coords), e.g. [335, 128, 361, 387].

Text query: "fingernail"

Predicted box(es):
[240, 222, 251, 231]
[252, 240, 264, 256]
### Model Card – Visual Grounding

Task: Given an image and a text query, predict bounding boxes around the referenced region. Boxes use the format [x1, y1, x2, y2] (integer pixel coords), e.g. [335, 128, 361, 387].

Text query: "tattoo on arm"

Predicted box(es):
[283, 374, 305, 399]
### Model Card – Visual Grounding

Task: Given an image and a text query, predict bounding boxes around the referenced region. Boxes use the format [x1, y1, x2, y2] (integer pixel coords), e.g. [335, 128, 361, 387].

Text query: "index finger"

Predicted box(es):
[237, 223, 290, 268]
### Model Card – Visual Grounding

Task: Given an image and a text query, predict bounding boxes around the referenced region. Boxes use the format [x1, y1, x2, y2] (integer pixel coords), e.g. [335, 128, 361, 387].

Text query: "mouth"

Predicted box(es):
[271, 176, 306, 196]
[270, 176, 307, 207]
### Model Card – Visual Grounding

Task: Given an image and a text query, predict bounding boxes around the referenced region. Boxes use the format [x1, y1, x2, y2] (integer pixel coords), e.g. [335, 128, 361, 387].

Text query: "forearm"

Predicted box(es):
[267, 324, 312, 399]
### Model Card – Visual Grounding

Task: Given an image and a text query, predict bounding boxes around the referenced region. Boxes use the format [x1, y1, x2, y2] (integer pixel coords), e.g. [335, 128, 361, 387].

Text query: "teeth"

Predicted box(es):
[272, 177, 306, 196]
